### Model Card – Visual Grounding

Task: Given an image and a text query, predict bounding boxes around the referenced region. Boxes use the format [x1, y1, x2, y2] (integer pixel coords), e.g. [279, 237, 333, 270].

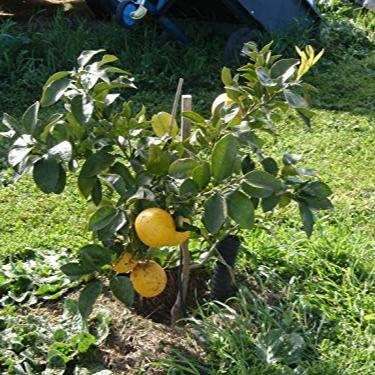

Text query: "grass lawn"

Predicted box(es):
[0, 1, 375, 373]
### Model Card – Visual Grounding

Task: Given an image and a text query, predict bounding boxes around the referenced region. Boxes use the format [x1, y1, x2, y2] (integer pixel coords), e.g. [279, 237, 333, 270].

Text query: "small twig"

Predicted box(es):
[169, 78, 184, 136]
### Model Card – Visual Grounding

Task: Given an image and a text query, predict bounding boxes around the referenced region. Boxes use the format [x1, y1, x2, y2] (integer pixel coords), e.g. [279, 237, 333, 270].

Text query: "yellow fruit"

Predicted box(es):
[134, 208, 190, 248]
[130, 261, 167, 298]
[211, 93, 233, 116]
[113, 252, 138, 273]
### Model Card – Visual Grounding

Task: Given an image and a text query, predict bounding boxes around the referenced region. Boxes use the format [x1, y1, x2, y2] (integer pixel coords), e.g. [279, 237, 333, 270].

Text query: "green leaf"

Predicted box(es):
[72, 331, 97, 354]
[180, 178, 199, 196]
[192, 162, 211, 190]
[301, 181, 332, 198]
[256, 67, 275, 86]
[97, 211, 126, 241]
[81, 150, 115, 177]
[298, 202, 315, 237]
[221, 67, 232, 86]
[284, 89, 308, 109]
[99, 174, 127, 197]
[245, 170, 285, 194]
[79, 281, 103, 319]
[151, 112, 178, 138]
[77, 49, 105, 67]
[301, 196, 333, 211]
[22, 101, 39, 134]
[80, 244, 114, 270]
[8, 146, 32, 167]
[61, 262, 92, 277]
[110, 162, 135, 188]
[226, 190, 254, 229]
[110, 276, 134, 306]
[261, 157, 279, 176]
[33, 158, 66, 194]
[146, 145, 170, 176]
[270, 58, 299, 80]
[169, 158, 198, 179]
[211, 134, 238, 184]
[283, 154, 302, 166]
[98, 54, 119, 66]
[182, 111, 206, 124]
[48, 141, 72, 162]
[41, 78, 71, 107]
[71, 95, 94, 125]
[89, 206, 117, 231]
[43, 71, 70, 88]
[241, 156, 256, 174]
[203, 193, 227, 234]
[78, 174, 97, 199]
[261, 195, 281, 212]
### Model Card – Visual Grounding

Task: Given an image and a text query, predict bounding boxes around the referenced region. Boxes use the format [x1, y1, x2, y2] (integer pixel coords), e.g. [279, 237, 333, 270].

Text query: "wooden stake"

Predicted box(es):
[169, 78, 184, 136]
[181, 95, 192, 141]
[171, 94, 192, 327]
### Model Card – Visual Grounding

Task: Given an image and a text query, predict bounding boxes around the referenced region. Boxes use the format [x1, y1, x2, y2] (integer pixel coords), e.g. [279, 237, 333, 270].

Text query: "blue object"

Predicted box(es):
[113, 0, 318, 42]
[122, 3, 139, 28]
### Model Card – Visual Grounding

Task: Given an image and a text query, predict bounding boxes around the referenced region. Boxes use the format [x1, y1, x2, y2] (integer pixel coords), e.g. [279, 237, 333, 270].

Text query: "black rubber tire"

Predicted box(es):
[85, 0, 117, 20]
[224, 27, 261, 63]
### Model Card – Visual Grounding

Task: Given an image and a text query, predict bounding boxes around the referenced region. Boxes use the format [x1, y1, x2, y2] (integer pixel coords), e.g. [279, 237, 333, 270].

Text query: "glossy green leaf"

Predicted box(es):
[33, 158, 66, 194]
[169, 158, 198, 179]
[110, 276, 134, 306]
[151, 111, 178, 138]
[22, 101, 39, 135]
[77, 49, 105, 67]
[60, 263, 92, 277]
[261, 157, 279, 176]
[298, 202, 315, 237]
[80, 150, 115, 177]
[79, 281, 103, 319]
[180, 178, 199, 196]
[48, 141, 72, 162]
[89, 206, 117, 232]
[245, 170, 285, 194]
[192, 162, 211, 190]
[41, 78, 71, 107]
[211, 134, 238, 184]
[111, 162, 135, 187]
[203, 193, 227, 234]
[146, 145, 170, 175]
[284, 89, 308, 109]
[80, 244, 114, 270]
[226, 190, 254, 229]
[221, 67, 232, 86]
[302, 181, 332, 198]
[261, 195, 281, 212]
[71, 95, 94, 125]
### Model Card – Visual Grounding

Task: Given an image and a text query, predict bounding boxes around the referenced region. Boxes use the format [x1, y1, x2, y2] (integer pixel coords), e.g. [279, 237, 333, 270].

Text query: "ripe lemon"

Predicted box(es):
[134, 208, 190, 248]
[130, 261, 167, 298]
[113, 252, 138, 273]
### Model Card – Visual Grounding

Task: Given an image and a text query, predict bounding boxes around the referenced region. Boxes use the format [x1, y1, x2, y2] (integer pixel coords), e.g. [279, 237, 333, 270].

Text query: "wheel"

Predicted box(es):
[115, 1, 140, 28]
[85, 0, 117, 20]
[224, 27, 261, 63]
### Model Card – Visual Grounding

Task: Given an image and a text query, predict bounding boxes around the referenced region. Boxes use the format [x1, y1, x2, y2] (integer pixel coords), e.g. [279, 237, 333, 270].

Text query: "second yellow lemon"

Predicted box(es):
[134, 208, 190, 248]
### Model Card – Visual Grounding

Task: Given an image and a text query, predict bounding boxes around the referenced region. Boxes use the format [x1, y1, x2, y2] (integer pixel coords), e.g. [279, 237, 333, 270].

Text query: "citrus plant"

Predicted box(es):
[0, 44, 332, 318]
